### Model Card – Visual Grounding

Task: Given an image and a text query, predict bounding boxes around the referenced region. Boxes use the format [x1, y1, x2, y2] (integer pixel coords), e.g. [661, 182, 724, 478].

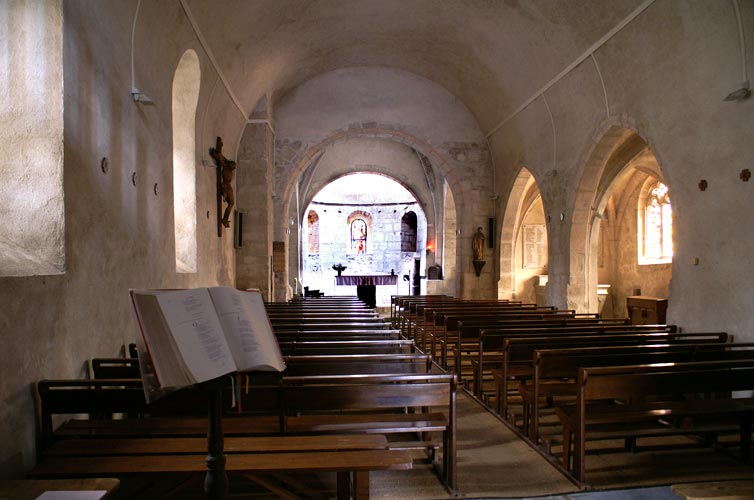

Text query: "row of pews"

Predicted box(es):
[32, 295, 458, 499]
[391, 294, 754, 485]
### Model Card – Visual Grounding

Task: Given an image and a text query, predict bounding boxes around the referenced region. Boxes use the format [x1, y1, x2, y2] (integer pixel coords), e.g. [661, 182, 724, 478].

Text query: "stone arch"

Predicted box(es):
[568, 121, 671, 313]
[172, 49, 201, 273]
[277, 127, 468, 289]
[279, 125, 461, 225]
[498, 166, 548, 301]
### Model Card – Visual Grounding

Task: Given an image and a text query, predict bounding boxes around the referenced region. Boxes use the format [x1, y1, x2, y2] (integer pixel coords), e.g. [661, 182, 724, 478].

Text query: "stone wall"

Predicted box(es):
[302, 201, 427, 304]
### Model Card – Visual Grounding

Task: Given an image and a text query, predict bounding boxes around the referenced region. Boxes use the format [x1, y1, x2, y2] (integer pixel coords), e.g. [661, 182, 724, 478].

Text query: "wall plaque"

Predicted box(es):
[523, 224, 547, 269]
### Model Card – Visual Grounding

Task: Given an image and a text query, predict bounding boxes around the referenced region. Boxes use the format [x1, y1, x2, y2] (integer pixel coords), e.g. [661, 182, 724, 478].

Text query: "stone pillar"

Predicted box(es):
[235, 121, 274, 300]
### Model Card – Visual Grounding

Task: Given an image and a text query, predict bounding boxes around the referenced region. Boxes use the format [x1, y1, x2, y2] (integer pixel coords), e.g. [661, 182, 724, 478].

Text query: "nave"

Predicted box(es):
[23, 294, 754, 499]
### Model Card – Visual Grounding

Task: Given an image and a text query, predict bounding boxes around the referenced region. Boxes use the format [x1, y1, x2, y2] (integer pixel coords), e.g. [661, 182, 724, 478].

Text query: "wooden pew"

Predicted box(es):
[491, 331, 726, 419]
[472, 324, 675, 399]
[271, 322, 394, 331]
[279, 339, 417, 355]
[523, 341, 754, 444]
[440, 316, 620, 375]
[274, 329, 402, 341]
[31, 434, 412, 500]
[556, 359, 754, 483]
[413, 302, 542, 352]
[90, 352, 430, 379]
[408, 300, 531, 339]
[279, 373, 458, 493]
[38, 373, 457, 494]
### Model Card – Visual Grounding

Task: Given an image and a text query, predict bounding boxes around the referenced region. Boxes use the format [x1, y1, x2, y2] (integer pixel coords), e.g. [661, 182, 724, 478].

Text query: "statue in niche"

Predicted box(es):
[472, 227, 486, 261]
[210, 136, 236, 229]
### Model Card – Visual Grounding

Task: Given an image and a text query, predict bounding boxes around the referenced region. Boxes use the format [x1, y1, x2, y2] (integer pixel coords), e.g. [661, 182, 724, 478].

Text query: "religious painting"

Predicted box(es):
[351, 218, 367, 254]
[522, 223, 547, 269]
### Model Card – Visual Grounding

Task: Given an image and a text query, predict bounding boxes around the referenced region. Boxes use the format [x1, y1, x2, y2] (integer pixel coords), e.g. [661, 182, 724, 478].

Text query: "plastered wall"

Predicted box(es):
[489, 2, 754, 339]
[0, 1, 240, 476]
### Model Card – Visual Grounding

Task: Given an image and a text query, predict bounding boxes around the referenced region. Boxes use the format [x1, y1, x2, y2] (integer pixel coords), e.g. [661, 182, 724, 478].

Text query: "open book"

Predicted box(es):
[130, 287, 285, 392]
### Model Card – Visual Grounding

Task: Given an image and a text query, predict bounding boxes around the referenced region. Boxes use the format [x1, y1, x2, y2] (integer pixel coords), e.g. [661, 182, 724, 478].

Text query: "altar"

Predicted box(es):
[334, 275, 399, 308]
[335, 275, 398, 286]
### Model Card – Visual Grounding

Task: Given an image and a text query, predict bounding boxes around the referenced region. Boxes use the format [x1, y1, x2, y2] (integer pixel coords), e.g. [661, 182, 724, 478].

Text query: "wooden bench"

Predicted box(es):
[279, 339, 417, 355]
[493, 332, 728, 422]
[556, 359, 754, 483]
[440, 316, 621, 375]
[39, 371, 456, 493]
[283, 353, 434, 376]
[278, 373, 458, 493]
[31, 434, 412, 500]
[523, 341, 753, 444]
[411, 302, 539, 349]
[274, 329, 402, 341]
[472, 325, 676, 400]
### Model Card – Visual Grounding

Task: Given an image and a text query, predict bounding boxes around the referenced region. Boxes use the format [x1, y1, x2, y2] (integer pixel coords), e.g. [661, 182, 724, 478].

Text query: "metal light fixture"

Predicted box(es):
[131, 87, 155, 105]
[723, 81, 751, 102]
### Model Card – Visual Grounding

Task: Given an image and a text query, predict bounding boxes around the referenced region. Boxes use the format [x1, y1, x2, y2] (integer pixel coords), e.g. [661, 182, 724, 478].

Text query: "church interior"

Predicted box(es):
[2, 0, 754, 498]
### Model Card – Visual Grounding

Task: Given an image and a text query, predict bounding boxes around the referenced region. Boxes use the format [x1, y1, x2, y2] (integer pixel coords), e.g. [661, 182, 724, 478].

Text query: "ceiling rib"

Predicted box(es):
[485, 0, 656, 139]
[179, 0, 248, 121]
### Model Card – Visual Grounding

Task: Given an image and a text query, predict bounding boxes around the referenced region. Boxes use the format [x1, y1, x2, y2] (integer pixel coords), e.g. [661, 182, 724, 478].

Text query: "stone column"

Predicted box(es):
[235, 121, 274, 300]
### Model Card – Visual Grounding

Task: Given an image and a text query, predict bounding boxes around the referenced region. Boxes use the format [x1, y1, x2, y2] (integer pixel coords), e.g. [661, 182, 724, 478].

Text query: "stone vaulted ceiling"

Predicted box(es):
[185, 0, 646, 132]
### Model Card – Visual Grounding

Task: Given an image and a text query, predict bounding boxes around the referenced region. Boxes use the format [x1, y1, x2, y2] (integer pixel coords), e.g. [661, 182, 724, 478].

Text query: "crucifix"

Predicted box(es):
[209, 136, 236, 237]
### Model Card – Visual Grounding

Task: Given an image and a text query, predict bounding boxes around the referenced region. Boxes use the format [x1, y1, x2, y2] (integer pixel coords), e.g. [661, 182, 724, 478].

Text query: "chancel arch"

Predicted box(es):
[280, 135, 451, 301]
[299, 173, 429, 304]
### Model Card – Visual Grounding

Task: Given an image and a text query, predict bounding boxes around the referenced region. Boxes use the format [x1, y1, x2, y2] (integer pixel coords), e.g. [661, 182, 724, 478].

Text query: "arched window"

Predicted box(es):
[351, 219, 368, 254]
[401, 212, 418, 252]
[639, 181, 672, 264]
[307, 210, 319, 254]
[172, 50, 200, 273]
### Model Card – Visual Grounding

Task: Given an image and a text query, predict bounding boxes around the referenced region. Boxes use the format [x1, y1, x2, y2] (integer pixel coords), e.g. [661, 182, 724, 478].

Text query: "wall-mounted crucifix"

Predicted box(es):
[209, 136, 236, 237]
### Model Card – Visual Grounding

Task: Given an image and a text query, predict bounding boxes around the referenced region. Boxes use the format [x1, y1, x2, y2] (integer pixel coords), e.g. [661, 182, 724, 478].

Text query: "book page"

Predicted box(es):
[130, 291, 194, 390]
[154, 288, 237, 384]
[208, 287, 286, 372]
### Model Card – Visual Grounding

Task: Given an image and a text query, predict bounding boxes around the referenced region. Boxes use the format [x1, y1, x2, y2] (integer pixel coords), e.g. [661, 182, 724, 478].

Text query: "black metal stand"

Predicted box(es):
[202, 378, 228, 500]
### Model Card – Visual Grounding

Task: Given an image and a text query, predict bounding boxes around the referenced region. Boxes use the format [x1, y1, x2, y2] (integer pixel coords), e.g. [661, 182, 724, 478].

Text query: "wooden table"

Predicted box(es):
[0, 478, 119, 500]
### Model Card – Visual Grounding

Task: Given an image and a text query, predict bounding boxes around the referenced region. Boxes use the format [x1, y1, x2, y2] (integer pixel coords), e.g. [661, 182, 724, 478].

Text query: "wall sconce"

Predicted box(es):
[426, 242, 434, 253]
[131, 87, 155, 105]
[723, 81, 751, 102]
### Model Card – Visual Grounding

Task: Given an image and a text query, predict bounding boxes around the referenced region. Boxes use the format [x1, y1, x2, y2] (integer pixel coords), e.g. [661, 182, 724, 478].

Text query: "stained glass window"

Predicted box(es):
[640, 181, 672, 263]
[351, 219, 367, 254]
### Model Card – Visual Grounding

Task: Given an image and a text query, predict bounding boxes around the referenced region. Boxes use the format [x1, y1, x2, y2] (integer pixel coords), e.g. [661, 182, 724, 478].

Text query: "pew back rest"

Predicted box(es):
[536, 342, 754, 380]
[281, 373, 456, 414]
[90, 358, 140, 379]
[283, 353, 432, 376]
[580, 359, 754, 401]
[480, 325, 674, 351]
